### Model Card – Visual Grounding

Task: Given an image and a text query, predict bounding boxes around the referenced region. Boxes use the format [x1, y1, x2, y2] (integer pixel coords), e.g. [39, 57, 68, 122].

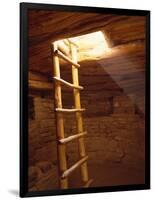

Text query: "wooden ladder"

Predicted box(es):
[51, 39, 93, 189]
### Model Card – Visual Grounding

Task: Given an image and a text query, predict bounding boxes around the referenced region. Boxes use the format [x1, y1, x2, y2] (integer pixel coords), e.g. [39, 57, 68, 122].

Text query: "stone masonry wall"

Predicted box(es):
[28, 91, 58, 191]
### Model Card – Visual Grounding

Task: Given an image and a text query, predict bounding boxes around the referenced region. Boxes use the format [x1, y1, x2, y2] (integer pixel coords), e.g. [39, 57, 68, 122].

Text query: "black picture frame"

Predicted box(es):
[20, 2, 150, 197]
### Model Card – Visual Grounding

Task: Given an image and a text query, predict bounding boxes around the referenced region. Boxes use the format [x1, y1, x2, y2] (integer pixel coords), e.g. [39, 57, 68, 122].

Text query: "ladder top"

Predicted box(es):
[67, 39, 79, 48]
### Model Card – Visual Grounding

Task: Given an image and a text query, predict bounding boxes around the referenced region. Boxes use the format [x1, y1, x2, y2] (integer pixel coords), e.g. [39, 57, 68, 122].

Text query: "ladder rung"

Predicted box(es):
[59, 132, 87, 144]
[61, 156, 88, 178]
[56, 108, 85, 113]
[83, 179, 93, 188]
[54, 50, 80, 68]
[53, 77, 83, 90]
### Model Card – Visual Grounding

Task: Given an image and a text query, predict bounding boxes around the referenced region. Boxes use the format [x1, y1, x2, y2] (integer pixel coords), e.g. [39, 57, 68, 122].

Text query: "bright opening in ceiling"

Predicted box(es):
[57, 31, 110, 62]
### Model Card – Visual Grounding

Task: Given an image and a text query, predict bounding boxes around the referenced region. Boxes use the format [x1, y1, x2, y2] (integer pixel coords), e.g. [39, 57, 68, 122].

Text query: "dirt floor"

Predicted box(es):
[70, 162, 145, 188]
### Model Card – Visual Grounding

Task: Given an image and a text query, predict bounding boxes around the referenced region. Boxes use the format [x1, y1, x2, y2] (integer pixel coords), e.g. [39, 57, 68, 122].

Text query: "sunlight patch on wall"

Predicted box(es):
[70, 31, 110, 61]
[57, 31, 110, 62]
[73, 31, 109, 60]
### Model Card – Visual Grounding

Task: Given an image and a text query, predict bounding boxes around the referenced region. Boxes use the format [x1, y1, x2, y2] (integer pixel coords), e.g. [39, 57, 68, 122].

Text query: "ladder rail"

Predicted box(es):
[83, 179, 93, 188]
[52, 42, 68, 189]
[71, 43, 89, 183]
[67, 38, 79, 48]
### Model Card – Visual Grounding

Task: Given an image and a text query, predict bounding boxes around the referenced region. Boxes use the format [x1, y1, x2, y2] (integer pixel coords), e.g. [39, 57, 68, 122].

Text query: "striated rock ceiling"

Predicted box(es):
[28, 9, 146, 113]
[28, 9, 145, 74]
